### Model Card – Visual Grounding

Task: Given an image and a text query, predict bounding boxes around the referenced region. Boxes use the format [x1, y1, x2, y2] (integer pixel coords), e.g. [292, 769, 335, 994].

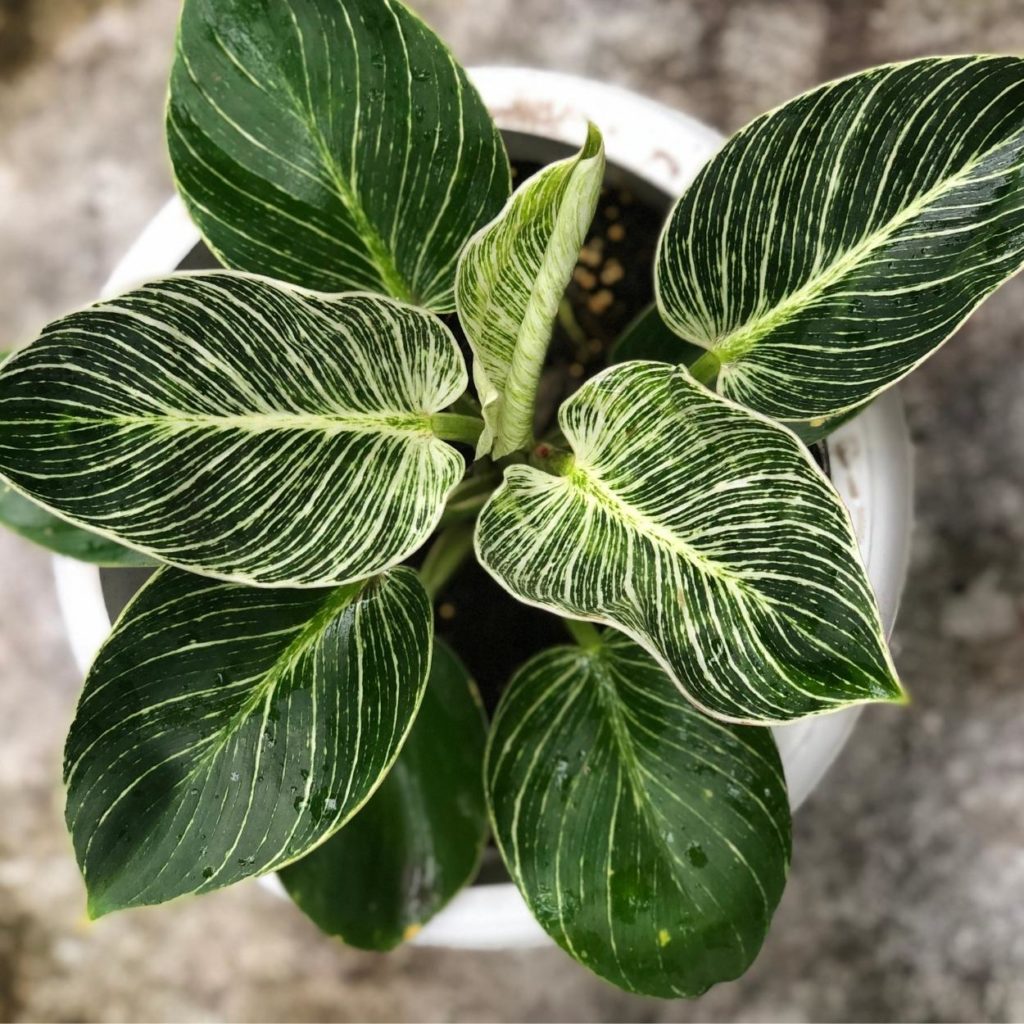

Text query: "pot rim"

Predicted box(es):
[52, 64, 914, 951]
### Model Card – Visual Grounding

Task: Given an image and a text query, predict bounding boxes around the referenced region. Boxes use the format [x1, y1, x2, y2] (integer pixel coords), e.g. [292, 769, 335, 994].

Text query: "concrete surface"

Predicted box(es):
[2, 0, 1024, 1020]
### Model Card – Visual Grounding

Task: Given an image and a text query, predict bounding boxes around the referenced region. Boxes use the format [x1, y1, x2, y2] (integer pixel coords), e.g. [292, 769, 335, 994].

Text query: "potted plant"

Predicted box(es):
[49, 67, 915, 955]
[1, 0, 1020, 997]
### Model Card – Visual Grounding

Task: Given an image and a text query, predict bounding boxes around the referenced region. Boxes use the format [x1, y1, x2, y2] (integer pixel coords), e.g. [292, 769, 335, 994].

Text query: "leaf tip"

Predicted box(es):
[872, 667, 910, 708]
[582, 120, 605, 158]
[85, 890, 113, 921]
[890, 681, 912, 707]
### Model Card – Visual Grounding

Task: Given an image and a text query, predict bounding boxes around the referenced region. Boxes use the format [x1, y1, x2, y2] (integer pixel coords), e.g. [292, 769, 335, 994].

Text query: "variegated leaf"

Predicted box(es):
[0, 351, 146, 564]
[485, 634, 790, 998]
[0, 273, 469, 587]
[65, 566, 431, 917]
[475, 361, 903, 724]
[456, 124, 605, 458]
[280, 639, 488, 949]
[657, 55, 1024, 431]
[169, 0, 510, 310]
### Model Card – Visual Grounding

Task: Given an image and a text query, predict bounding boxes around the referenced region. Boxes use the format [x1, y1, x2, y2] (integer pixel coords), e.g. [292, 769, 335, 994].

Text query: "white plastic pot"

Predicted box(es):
[52, 68, 914, 950]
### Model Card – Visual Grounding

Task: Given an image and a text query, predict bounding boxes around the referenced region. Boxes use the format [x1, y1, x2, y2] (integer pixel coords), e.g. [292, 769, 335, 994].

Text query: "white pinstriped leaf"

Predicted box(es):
[64, 565, 431, 917]
[0, 273, 468, 587]
[656, 55, 1024, 431]
[0, 350, 150, 565]
[280, 639, 488, 950]
[485, 634, 790, 998]
[456, 125, 605, 458]
[168, 0, 510, 311]
[475, 361, 904, 725]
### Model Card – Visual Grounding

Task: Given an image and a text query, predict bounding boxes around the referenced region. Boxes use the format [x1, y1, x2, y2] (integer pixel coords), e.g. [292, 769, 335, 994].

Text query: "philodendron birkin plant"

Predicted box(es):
[2, 0, 1023, 997]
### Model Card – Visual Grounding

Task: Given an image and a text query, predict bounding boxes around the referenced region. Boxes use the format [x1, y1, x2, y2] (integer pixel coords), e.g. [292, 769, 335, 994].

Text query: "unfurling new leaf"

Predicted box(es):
[457, 124, 605, 458]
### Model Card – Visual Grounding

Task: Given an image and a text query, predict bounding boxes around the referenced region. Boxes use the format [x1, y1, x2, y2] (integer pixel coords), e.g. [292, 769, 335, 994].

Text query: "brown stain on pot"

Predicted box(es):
[651, 148, 682, 179]
[489, 99, 576, 136]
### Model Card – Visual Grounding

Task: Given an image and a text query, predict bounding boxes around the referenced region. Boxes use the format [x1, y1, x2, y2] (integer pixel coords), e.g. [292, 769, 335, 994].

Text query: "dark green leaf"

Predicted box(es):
[0, 274, 468, 587]
[0, 481, 154, 566]
[280, 639, 488, 949]
[486, 634, 791, 997]
[168, 0, 510, 310]
[657, 55, 1024, 431]
[64, 566, 431, 917]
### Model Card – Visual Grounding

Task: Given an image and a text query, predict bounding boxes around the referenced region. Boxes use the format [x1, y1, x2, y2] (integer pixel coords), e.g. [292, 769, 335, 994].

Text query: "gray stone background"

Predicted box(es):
[1, 0, 1023, 1020]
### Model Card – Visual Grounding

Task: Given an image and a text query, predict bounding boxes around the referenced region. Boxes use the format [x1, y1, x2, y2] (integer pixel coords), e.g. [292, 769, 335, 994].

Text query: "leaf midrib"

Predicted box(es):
[197, 579, 364, 771]
[73, 410, 435, 438]
[589, 653, 695, 904]
[566, 461, 761, 602]
[711, 142, 1000, 366]
[310, 125, 417, 304]
[279, 2, 416, 306]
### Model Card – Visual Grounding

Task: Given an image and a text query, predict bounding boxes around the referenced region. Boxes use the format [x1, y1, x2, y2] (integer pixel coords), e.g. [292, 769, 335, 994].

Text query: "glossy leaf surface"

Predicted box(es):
[476, 361, 903, 724]
[281, 639, 488, 949]
[486, 634, 791, 997]
[657, 55, 1024, 430]
[0, 274, 467, 587]
[169, 0, 510, 309]
[64, 566, 431, 916]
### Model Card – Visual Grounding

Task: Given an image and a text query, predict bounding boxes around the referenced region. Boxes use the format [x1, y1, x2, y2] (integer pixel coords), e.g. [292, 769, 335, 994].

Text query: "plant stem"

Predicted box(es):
[431, 412, 485, 446]
[437, 468, 501, 526]
[419, 523, 475, 601]
[557, 297, 588, 357]
[529, 444, 575, 477]
[446, 469, 500, 503]
[438, 491, 492, 527]
[564, 618, 603, 650]
[687, 350, 721, 386]
[451, 392, 482, 416]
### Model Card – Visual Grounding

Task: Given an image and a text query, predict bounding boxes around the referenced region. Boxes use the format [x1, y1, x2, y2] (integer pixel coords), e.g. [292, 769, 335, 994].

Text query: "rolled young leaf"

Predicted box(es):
[64, 565, 431, 917]
[280, 639, 488, 949]
[0, 482, 155, 567]
[168, 0, 510, 310]
[485, 634, 791, 998]
[476, 361, 904, 724]
[0, 273, 468, 587]
[657, 55, 1024, 430]
[456, 124, 605, 458]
